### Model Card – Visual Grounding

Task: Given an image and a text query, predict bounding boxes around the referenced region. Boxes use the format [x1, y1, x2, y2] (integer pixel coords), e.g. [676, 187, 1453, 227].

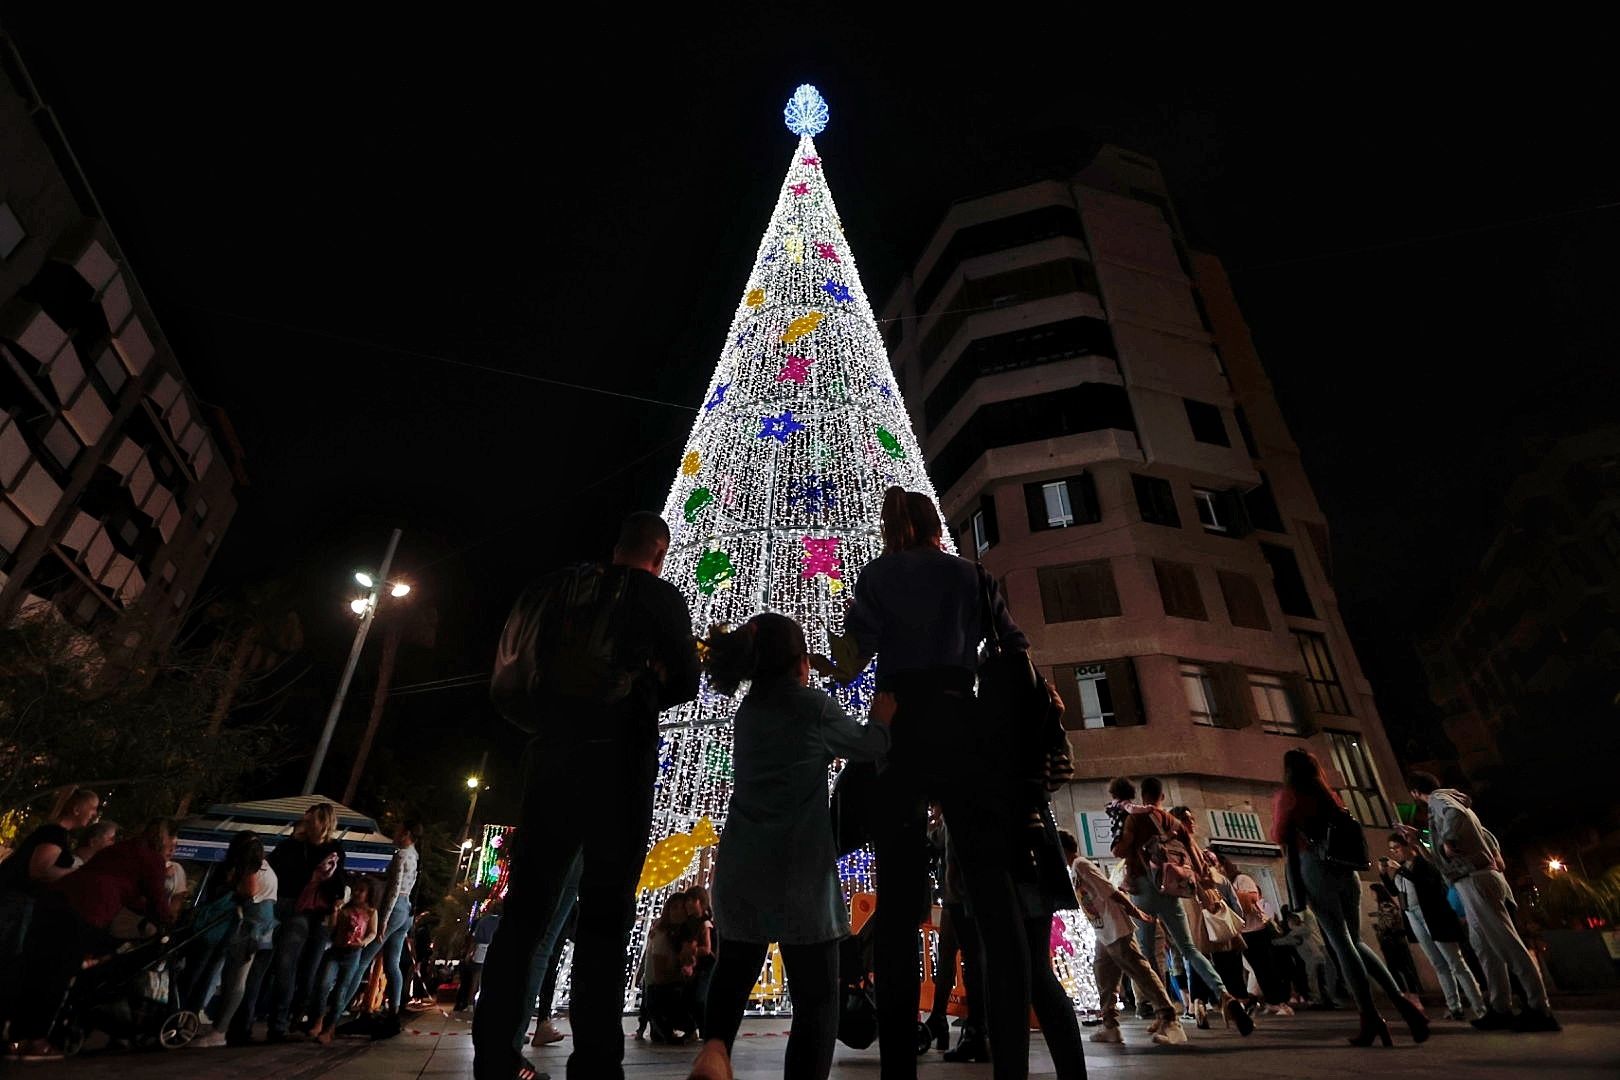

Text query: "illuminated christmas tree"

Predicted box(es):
[618, 85, 948, 1003]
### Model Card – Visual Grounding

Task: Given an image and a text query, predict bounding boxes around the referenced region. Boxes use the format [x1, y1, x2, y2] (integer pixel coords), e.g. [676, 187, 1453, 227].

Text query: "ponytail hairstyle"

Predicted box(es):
[904, 490, 943, 547]
[703, 612, 808, 695]
[880, 486, 916, 554]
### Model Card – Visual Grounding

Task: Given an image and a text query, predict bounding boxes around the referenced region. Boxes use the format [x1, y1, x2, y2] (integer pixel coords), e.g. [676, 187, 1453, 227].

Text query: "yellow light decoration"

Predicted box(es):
[828, 578, 844, 596]
[745, 288, 765, 308]
[681, 450, 702, 476]
[637, 815, 720, 892]
[780, 311, 824, 344]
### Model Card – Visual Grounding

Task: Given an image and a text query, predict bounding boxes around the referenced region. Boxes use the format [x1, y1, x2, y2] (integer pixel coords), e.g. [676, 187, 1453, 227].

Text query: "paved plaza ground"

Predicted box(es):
[13, 1005, 1620, 1080]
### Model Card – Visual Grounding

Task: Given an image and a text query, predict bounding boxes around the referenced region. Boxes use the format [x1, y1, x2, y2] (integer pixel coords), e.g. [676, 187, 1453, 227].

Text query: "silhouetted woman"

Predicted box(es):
[1273, 749, 1429, 1047]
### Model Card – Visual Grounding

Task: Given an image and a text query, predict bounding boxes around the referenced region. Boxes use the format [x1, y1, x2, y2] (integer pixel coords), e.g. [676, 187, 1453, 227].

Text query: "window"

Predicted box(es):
[913, 204, 1086, 317]
[929, 383, 1136, 494]
[923, 316, 1116, 428]
[1261, 542, 1315, 618]
[1245, 472, 1285, 533]
[1194, 488, 1225, 532]
[1294, 630, 1350, 715]
[1249, 674, 1301, 735]
[0, 203, 25, 259]
[919, 261, 1102, 374]
[1218, 570, 1270, 630]
[1064, 663, 1114, 728]
[1326, 731, 1394, 826]
[971, 511, 990, 555]
[965, 493, 999, 554]
[1182, 662, 1221, 726]
[1233, 404, 1259, 458]
[1183, 399, 1230, 447]
[1038, 560, 1122, 622]
[1023, 473, 1100, 532]
[1154, 560, 1206, 620]
[1132, 474, 1180, 527]
[1052, 659, 1143, 729]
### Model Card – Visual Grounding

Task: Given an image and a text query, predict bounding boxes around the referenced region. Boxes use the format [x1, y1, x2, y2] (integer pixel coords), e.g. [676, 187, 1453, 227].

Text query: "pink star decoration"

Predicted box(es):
[790, 182, 810, 196]
[777, 354, 815, 384]
[801, 536, 842, 580]
[815, 242, 839, 262]
[801, 156, 820, 166]
[1050, 916, 1074, 956]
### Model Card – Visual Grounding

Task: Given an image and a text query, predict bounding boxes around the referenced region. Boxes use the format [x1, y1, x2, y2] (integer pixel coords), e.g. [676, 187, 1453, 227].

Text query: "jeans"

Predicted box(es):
[870, 679, 1029, 1080]
[312, 947, 366, 1027]
[1130, 876, 1227, 1000]
[1409, 910, 1484, 1015]
[1298, 852, 1403, 1015]
[1454, 869, 1548, 1013]
[703, 937, 839, 1080]
[343, 898, 412, 1015]
[229, 948, 275, 1040]
[267, 907, 329, 1035]
[470, 708, 659, 1080]
[512, 853, 582, 1053]
[212, 932, 260, 1033]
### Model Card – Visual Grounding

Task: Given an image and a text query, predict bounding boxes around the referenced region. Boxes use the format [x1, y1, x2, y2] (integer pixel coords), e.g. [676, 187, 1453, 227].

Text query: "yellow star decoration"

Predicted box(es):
[745, 288, 765, 308]
[681, 451, 701, 476]
[781, 311, 824, 344]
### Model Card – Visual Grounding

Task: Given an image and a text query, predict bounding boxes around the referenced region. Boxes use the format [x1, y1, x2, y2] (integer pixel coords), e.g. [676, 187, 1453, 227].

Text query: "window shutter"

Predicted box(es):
[1065, 473, 1101, 524]
[1023, 482, 1048, 533]
[979, 493, 1000, 548]
[1283, 672, 1319, 736]
[1212, 663, 1255, 729]
[1221, 489, 1253, 537]
[1103, 658, 1144, 726]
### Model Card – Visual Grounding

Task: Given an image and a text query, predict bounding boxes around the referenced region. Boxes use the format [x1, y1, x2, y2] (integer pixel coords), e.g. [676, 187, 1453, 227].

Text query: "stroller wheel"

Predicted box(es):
[159, 1009, 201, 1049]
[58, 1026, 86, 1058]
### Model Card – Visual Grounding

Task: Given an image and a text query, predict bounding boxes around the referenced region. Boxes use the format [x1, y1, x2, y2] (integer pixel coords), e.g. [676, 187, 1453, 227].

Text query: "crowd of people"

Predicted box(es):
[1, 498, 1569, 1078]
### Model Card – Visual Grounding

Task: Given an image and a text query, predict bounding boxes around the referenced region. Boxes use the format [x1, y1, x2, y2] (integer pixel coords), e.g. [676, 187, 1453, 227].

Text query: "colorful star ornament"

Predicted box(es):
[815, 242, 839, 262]
[683, 486, 714, 522]
[871, 377, 893, 400]
[745, 288, 765, 308]
[876, 426, 906, 460]
[801, 536, 843, 580]
[801, 155, 820, 167]
[704, 382, 730, 412]
[695, 549, 735, 595]
[681, 450, 701, 476]
[781, 311, 824, 344]
[790, 182, 810, 196]
[822, 279, 852, 304]
[758, 409, 805, 443]
[778, 354, 814, 384]
[787, 473, 837, 513]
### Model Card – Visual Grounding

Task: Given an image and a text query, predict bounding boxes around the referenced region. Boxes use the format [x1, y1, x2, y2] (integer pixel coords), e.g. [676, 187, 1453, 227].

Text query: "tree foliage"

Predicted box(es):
[0, 609, 284, 833]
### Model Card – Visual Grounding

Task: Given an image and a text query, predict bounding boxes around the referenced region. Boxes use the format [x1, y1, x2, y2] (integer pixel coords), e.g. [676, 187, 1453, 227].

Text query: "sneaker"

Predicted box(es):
[1447, 1008, 1467, 1021]
[531, 1020, 564, 1046]
[1471, 1009, 1514, 1031]
[1512, 1010, 1562, 1033]
[1089, 1026, 1122, 1044]
[191, 1031, 228, 1049]
[1270, 1003, 1294, 1017]
[1151, 1019, 1188, 1046]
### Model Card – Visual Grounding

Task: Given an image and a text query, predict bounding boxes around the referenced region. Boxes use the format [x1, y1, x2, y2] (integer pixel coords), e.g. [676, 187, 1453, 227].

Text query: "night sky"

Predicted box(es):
[6, 13, 1617, 825]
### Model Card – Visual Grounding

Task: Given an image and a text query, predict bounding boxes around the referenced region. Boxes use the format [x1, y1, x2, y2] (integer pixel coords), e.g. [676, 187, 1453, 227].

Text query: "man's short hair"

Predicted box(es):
[67, 788, 100, 812]
[1057, 829, 1078, 856]
[615, 511, 670, 560]
[1406, 770, 1441, 795]
[1141, 776, 1164, 802]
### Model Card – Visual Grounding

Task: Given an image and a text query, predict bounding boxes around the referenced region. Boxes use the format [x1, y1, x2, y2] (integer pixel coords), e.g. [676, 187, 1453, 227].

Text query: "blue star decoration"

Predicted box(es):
[758, 409, 806, 444]
[822, 279, 852, 304]
[704, 382, 730, 412]
[787, 473, 838, 513]
[871, 377, 893, 400]
[735, 328, 753, 349]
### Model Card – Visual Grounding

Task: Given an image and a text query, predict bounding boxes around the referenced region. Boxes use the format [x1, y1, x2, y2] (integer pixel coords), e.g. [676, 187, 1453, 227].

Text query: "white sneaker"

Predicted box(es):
[1152, 1019, 1188, 1046]
[1271, 1003, 1294, 1016]
[191, 1031, 228, 1048]
[1089, 1026, 1123, 1044]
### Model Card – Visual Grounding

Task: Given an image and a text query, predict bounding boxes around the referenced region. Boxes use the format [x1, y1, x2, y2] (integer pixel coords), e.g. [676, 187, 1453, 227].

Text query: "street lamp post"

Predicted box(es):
[457, 751, 489, 883]
[302, 528, 402, 796]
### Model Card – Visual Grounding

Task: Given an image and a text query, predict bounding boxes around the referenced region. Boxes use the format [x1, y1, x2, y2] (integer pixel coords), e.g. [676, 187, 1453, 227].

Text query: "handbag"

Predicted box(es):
[829, 760, 878, 857]
[1201, 897, 1246, 950]
[974, 565, 1069, 799]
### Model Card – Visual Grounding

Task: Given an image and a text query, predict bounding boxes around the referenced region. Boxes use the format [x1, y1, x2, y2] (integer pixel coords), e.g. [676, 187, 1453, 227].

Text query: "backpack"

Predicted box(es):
[1142, 809, 1198, 898]
[1306, 802, 1371, 872]
[490, 563, 635, 732]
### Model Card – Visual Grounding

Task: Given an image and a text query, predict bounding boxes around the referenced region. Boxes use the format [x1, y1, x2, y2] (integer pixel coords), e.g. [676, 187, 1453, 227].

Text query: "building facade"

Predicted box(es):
[882, 145, 1406, 913]
[0, 37, 237, 662]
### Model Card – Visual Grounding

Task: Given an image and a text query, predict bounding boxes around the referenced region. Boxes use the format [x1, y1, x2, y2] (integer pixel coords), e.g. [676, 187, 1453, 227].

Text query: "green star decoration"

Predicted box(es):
[876, 427, 906, 460]
[695, 549, 736, 596]
[684, 486, 715, 523]
[704, 742, 734, 780]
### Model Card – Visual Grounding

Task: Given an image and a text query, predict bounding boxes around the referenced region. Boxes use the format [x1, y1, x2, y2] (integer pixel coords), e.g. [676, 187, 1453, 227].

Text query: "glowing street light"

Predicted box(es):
[354, 571, 375, 588]
[461, 838, 473, 850]
[466, 775, 481, 790]
[1547, 858, 1566, 873]
[349, 598, 371, 616]
[391, 582, 411, 598]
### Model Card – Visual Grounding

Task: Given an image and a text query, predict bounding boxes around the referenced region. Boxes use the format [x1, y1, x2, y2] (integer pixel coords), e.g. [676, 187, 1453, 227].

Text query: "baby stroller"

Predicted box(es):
[46, 902, 237, 1056]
